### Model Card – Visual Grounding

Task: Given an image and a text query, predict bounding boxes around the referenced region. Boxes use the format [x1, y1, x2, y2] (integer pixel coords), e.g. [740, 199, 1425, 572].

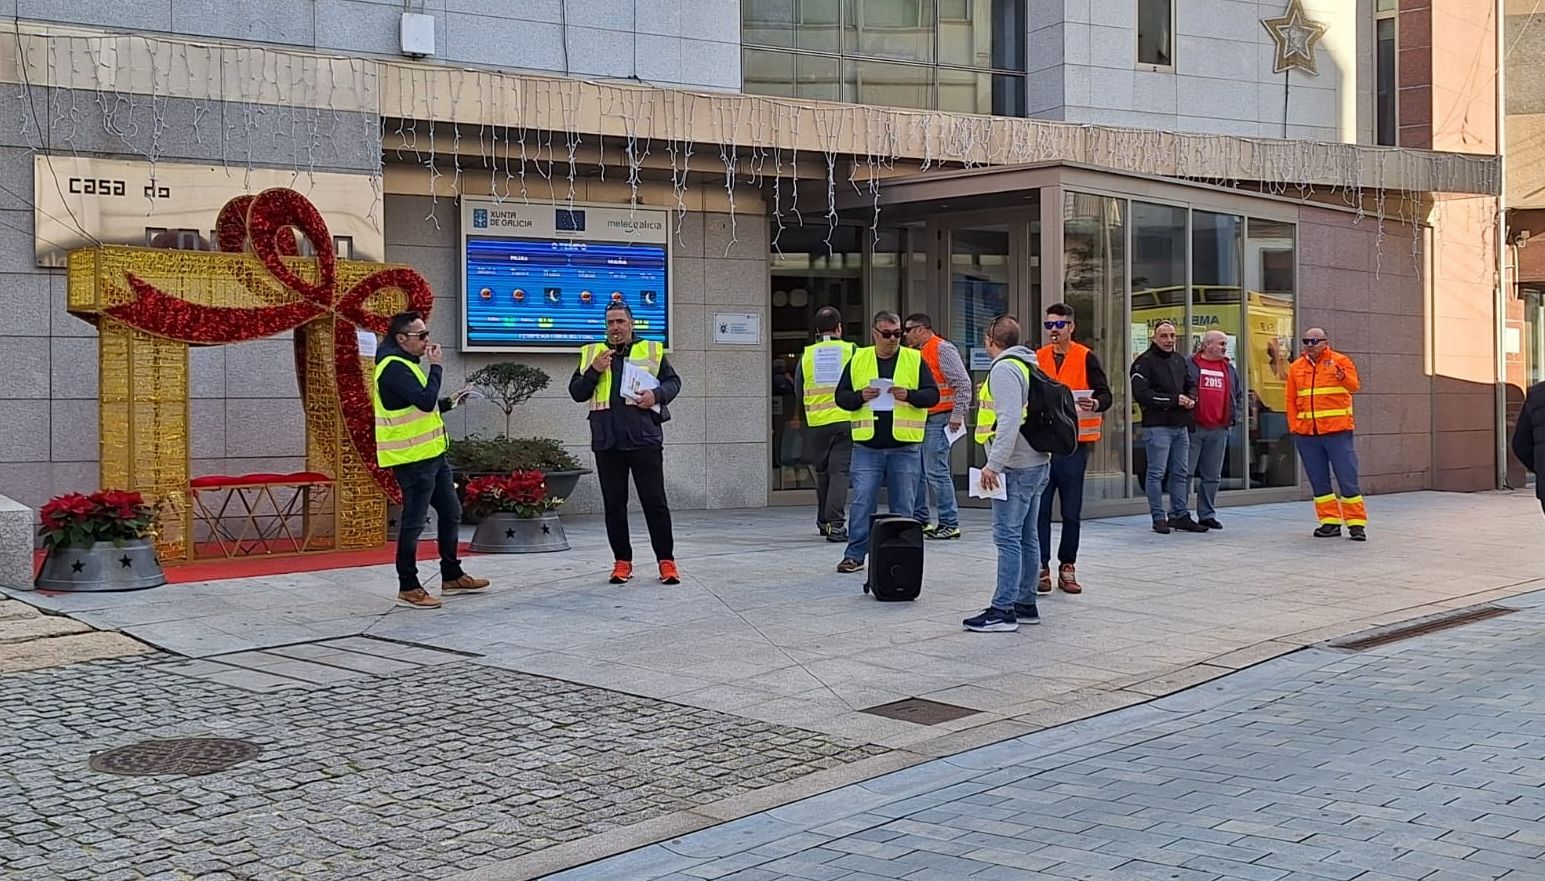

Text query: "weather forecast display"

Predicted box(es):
[460, 201, 671, 351]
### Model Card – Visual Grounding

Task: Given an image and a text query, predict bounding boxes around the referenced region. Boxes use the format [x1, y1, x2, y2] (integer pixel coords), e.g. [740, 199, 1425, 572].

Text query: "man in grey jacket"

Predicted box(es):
[963, 315, 1052, 633]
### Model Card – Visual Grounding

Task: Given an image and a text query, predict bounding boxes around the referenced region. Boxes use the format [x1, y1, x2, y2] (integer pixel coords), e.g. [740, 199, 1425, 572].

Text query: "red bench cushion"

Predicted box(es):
[190, 471, 333, 489]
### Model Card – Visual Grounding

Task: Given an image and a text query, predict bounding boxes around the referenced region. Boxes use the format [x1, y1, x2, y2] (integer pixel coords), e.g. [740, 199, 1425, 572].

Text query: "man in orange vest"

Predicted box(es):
[1286, 327, 1366, 541]
[904, 313, 972, 540]
[1034, 303, 1112, 594]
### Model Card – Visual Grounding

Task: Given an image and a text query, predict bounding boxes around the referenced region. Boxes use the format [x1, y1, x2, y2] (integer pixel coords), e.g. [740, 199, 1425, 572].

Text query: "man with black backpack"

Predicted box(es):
[964, 315, 1053, 633]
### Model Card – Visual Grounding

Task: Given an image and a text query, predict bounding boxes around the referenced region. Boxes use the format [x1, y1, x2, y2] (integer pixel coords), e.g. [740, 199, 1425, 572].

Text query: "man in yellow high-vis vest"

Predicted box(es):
[374, 311, 490, 610]
[794, 306, 856, 542]
[833, 311, 939, 574]
[568, 302, 683, 586]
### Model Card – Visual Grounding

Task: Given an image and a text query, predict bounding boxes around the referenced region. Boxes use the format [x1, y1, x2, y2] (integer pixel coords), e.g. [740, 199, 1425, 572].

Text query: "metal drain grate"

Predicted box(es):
[1325, 606, 1515, 652]
[860, 698, 979, 726]
[89, 737, 262, 777]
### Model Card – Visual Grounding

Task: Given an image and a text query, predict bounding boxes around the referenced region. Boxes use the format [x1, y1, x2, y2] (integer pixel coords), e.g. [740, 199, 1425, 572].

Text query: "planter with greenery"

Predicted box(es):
[464, 471, 569, 553]
[447, 362, 590, 521]
[34, 490, 167, 592]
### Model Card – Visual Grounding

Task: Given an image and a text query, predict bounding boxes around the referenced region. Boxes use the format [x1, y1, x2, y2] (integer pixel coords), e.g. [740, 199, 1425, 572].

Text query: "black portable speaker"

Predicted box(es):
[863, 514, 924, 601]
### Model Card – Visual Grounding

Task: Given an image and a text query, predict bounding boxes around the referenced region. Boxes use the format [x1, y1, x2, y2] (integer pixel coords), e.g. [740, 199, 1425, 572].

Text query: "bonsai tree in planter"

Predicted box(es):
[34, 490, 168, 592]
[464, 471, 570, 553]
[468, 362, 550, 441]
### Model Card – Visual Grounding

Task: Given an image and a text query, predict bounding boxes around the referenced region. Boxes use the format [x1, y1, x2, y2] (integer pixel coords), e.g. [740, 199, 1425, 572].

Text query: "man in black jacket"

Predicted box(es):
[1131, 321, 1205, 534]
[375, 311, 490, 609]
[569, 303, 683, 585]
[1513, 380, 1545, 517]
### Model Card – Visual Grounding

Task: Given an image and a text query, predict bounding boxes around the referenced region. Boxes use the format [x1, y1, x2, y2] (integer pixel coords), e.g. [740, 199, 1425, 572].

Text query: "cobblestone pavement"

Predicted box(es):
[537, 592, 1545, 881]
[0, 652, 886, 881]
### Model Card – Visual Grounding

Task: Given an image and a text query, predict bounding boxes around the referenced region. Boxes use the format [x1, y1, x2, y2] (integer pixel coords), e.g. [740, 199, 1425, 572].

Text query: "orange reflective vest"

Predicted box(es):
[918, 335, 957, 416]
[1036, 342, 1102, 442]
[1286, 348, 1359, 435]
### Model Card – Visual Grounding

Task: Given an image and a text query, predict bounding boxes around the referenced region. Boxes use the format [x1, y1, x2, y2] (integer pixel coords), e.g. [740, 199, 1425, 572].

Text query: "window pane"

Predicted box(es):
[796, 54, 843, 101]
[1190, 211, 1247, 496]
[743, 0, 841, 52]
[1245, 219, 1297, 489]
[844, 58, 935, 110]
[938, 0, 990, 68]
[843, 0, 936, 63]
[993, 72, 1025, 116]
[1063, 192, 1130, 501]
[1376, 18, 1397, 146]
[1137, 0, 1173, 66]
[1376, 0, 1397, 11]
[938, 67, 989, 112]
[743, 49, 797, 99]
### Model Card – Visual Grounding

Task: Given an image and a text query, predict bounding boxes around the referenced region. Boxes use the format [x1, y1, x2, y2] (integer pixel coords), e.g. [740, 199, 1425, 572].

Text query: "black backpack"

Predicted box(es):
[1005, 355, 1079, 456]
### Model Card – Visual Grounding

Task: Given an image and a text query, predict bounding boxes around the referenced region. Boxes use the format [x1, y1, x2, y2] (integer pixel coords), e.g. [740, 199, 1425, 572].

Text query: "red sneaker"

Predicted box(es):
[1058, 564, 1083, 595]
[609, 561, 634, 584]
[659, 560, 681, 585]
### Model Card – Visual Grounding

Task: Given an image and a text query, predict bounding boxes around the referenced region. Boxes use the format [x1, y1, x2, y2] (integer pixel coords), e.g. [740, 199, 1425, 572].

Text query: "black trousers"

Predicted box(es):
[806, 423, 852, 528]
[392, 455, 465, 591]
[595, 446, 674, 562]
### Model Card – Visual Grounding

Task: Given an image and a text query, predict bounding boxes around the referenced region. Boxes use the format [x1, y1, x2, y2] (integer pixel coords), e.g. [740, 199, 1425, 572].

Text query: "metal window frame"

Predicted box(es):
[1136, 0, 1176, 73]
[1374, 3, 1400, 147]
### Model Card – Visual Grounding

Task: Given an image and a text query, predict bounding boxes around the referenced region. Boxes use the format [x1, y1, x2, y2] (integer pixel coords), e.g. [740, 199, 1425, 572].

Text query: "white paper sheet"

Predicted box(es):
[968, 467, 1008, 501]
[621, 361, 663, 412]
[1072, 389, 1094, 412]
[867, 378, 895, 412]
[944, 421, 968, 446]
[811, 346, 845, 385]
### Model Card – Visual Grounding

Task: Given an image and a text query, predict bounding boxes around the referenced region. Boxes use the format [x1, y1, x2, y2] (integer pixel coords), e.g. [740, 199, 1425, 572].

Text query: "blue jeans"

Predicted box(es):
[911, 413, 960, 528]
[1143, 426, 1191, 521]
[1188, 427, 1229, 521]
[1038, 442, 1089, 568]
[1293, 431, 1361, 500]
[990, 463, 1051, 612]
[844, 444, 921, 561]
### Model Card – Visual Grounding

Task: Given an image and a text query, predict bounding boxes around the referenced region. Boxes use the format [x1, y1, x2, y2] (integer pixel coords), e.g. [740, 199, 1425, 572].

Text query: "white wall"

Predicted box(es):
[1031, 0, 1371, 143]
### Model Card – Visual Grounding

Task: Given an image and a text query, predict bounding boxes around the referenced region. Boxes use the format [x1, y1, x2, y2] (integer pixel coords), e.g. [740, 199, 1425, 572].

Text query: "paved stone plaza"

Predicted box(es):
[530, 591, 1545, 881]
[4, 490, 1544, 879]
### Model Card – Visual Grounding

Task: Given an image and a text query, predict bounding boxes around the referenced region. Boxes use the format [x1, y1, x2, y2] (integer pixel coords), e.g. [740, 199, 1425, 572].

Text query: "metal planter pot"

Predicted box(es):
[35, 538, 167, 592]
[385, 504, 438, 542]
[468, 511, 569, 553]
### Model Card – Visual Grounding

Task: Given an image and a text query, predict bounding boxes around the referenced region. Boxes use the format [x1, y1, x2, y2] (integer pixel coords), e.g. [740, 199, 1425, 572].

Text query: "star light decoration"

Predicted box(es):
[1262, 0, 1328, 76]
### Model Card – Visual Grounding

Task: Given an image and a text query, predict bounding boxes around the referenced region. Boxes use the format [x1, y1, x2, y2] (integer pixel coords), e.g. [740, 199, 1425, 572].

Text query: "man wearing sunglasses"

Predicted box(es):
[1287, 328, 1366, 540]
[832, 312, 940, 574]
[903, 313, 971, 541]
[374, 311, 490, 609]
[1033, 303, 1113, 594]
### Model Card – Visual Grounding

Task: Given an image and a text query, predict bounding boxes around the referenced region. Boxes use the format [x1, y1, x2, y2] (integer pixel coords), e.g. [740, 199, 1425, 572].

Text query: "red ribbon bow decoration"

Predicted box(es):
[102, 188, 434, 503]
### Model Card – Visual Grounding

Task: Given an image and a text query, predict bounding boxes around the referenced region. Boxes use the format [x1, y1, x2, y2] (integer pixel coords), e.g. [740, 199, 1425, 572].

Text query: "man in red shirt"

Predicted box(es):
[1186, 330, 1244, 529]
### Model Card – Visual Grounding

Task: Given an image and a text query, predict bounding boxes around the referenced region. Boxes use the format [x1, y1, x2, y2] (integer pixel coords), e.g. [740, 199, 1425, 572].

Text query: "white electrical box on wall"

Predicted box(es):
[400, 13, 436, 57]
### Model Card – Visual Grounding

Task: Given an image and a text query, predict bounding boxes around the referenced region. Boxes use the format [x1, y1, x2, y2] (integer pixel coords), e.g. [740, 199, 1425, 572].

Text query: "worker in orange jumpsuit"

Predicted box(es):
[1286, 327, 1366, 541]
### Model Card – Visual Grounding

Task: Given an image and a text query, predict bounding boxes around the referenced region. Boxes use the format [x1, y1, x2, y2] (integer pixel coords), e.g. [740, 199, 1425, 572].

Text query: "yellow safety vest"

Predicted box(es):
[800, 338, 856, 426]
[974, 358, 1031, 447]
[848, 347, 927, 443]
[373, 355, 450, 467]
[578, 340, 664, 410]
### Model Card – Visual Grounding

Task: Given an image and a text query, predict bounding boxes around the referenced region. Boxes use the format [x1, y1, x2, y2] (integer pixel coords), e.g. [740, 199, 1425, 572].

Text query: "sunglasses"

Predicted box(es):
[1301, 337, 1326, 346]
[902, 325, 923, 334]
[876, 329, 904, 340]
[1043, 320, 1070, 330]
[402, 331, 431, 341]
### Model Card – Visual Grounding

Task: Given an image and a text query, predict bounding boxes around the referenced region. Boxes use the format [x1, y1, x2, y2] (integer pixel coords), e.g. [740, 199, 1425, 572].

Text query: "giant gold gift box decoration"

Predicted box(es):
[66, 189, 435, 562]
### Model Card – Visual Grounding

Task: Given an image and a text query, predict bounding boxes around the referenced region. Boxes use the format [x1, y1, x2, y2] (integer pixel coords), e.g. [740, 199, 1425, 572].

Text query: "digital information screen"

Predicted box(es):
[460, 201, 671, 352]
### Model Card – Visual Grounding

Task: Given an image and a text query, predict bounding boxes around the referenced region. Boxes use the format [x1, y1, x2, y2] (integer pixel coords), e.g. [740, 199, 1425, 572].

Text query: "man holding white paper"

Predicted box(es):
[832, 311, 939, 574]
[963, 315, 1050, 633]
[795, 307, 856, 541]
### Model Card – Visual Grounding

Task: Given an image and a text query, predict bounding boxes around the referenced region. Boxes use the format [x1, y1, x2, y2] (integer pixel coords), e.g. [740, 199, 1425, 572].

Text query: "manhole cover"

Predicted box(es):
[89, 737, 262, 777]
[860, 698, 979, 725]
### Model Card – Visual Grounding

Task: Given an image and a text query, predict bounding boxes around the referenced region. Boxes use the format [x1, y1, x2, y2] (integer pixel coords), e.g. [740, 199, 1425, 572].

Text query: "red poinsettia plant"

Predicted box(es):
[462, 470, 564, 520]
[38, 489, 159, 551]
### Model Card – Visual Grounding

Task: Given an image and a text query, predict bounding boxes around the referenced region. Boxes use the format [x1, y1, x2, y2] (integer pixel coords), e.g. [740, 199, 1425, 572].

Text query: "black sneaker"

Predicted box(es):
[1169, 515, 1209, 533]
[1198, 518, 1223, 530]
[927, 526, 962, 540]
[1348, 526, 1367, 542]
[1313, 524, 1342, 538]
[1013, 603, 1041, 624]
[1152, 520, 1172, 534]
[825, 526, 848, 543]
[963, 608, 1019, 632]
